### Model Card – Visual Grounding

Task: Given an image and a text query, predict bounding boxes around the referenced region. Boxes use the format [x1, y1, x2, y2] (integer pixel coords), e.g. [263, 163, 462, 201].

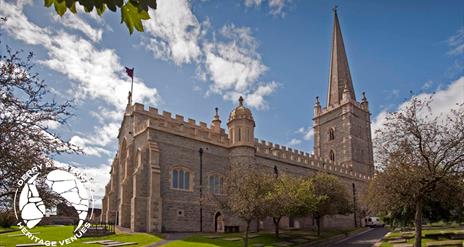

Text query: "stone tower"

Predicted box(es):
[227, 96, 256, 166]
[313, 8, 374, 175]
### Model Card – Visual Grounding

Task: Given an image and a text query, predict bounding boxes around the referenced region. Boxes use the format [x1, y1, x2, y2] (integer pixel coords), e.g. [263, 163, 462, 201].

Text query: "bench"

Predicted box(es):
[224, 226, 240, 233]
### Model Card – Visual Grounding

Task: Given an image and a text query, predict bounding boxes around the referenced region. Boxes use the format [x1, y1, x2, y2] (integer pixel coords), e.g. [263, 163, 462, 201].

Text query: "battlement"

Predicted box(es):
[131, 103, 230, 146]
[317, 99, 367, 116]
[254, 138, 370, 181]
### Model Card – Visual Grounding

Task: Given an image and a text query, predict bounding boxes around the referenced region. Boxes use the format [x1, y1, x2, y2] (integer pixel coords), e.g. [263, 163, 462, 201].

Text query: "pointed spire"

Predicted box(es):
[327, 7, 356, 106]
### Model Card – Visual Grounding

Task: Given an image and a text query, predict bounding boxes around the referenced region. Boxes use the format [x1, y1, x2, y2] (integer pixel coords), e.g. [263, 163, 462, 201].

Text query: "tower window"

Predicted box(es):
[238, 128, 242, 142]
[329, 150, 335, 161]
[328, 128, 335, 141]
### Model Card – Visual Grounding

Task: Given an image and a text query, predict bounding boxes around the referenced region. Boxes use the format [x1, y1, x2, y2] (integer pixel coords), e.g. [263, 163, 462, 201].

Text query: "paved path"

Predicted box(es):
[147, 233, 192, 247]
[330, 227, 389, 247]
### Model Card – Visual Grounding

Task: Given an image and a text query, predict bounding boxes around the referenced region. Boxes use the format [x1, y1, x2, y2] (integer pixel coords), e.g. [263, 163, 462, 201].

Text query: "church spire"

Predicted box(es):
[327, 6, 356, 106]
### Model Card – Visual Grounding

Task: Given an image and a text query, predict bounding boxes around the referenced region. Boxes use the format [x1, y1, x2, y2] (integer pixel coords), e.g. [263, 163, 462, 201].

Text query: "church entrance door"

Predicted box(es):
[215, 212, 224, 233]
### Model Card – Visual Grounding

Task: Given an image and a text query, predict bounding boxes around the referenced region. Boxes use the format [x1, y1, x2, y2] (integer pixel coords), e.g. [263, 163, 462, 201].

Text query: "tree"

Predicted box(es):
[368, 96, 464, 247]
[264, 175, 308, 238]
[310, 173, 352, 236]
[44, 0, 157, 34]
[0, 46, 78, 208]
[218, 163, 273, 247]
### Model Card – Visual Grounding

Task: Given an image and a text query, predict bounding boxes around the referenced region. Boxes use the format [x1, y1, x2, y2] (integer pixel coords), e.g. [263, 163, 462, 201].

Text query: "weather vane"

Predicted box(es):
[332, 5, 338, 12]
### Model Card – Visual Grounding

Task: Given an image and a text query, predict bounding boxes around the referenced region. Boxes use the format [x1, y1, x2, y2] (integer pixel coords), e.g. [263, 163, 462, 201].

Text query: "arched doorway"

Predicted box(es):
[214, 212, 224, 233]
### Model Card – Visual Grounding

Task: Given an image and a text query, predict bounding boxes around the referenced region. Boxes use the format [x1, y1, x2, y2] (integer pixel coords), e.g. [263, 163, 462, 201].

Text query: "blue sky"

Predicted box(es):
[1, 0, 463, 205]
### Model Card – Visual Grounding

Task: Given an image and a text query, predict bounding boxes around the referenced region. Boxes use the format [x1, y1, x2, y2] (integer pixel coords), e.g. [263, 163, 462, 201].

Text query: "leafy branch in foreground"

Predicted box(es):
[44, 0, 156, 34]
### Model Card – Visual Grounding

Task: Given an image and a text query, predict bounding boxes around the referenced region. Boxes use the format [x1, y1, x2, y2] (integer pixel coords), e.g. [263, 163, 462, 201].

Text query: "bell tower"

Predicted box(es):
[313, 8, 374, 175]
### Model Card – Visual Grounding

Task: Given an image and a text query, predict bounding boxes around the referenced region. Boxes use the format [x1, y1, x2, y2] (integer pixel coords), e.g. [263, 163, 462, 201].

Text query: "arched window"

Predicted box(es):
[238, 128, 242, 142]
[208, 175, 224, 195]
[172, 168, 191, 191]
[329, 150, 335, 162]
[328, 128, 335, 141]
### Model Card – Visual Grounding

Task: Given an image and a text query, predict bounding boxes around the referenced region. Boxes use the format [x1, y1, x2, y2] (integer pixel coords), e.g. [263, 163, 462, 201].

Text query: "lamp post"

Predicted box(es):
[352, 183, 357, 227]
[199, 148, 204, 232]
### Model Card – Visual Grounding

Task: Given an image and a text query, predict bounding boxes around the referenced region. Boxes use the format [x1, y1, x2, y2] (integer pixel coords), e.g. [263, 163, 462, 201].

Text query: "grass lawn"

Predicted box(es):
[0, 225, 19, 233]
[379, 227, 464, 247]
[164, 228, 359, 247]
[0, 225, 162, 247]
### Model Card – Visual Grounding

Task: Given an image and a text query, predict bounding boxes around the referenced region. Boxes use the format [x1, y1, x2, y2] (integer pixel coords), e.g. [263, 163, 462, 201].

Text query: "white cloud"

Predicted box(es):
[145, 0, 202, 65]
[70, 136, 111, 157]
[297, 126, 314, 141]
[41, 33, 160, 110]
[141, 1, 278, 110]
[372, 76, 464, 139]
[0, 1, 52, 46]
[286, 126, 314, 150]
[448, 27, 464, 56]
[201, 24, 277, 109]
[245, 82, 278, 109]
[69, 122, 120, 157]
[82, 164, 111, 208]
[244, 0, 290, 16]
[52, 14, 103, 42]
[287, 138, 301, 146]
[0, 1, 161, 112]
[0, 1, 160, 160]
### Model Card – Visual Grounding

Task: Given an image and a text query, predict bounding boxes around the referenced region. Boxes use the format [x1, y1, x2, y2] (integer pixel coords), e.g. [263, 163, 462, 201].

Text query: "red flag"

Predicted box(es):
[125, 67, 134, 79]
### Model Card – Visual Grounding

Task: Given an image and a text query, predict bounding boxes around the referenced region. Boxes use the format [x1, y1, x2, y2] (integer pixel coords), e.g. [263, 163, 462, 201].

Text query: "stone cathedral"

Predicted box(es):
[101, 10, 374, 233]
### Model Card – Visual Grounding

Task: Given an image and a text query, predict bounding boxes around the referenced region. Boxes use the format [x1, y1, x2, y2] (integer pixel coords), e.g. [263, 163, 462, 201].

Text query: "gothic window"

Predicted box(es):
[208, 175, 224, 195]
[172, 168, 191, 191]
[329, 150, 335, 162]
[328, 128, 335, 141]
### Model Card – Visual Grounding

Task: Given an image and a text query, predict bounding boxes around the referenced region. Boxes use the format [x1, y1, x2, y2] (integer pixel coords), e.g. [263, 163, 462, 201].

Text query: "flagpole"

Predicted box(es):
[130, 76, 134, 104]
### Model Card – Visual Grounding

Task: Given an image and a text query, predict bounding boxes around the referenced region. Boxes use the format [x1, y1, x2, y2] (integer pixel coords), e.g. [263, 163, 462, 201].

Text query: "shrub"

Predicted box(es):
[0, 209, 17, 227]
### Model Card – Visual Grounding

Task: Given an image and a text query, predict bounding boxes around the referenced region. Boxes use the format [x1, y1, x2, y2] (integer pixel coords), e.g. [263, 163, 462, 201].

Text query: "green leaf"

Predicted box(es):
[78, 0, 95, 12]
[121, 1, 149, 34]
[54, 0, 67, 16]
[104, 0, 117, 12]
[147, 0, 156, 9]
[96, 4, 106, 16]
[44, 0, 54, 7]
[65, 0, 77, 13]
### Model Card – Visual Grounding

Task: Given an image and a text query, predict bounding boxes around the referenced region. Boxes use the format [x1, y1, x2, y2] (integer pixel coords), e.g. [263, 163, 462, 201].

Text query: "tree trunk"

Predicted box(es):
[316, 216, 321, 237]
[414, 200, 423, 247]
[243, 220, 250, 247]
[256, 217, 260, 232]
[273, 217, 281, 238]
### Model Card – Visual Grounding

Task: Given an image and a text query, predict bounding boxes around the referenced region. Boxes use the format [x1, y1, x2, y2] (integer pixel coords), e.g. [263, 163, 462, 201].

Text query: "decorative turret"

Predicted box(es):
[361, 91, 369, 111]
[314, 96, 321, 116]
[211, 107, 222, 133]
[227, 96, 255, 147]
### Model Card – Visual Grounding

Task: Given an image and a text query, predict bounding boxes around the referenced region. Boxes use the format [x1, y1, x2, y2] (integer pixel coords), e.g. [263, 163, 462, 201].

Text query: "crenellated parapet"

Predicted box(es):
[254, 138, 370, 181]
[316, 99, 367, 116]
[131, 103, 230, 147]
